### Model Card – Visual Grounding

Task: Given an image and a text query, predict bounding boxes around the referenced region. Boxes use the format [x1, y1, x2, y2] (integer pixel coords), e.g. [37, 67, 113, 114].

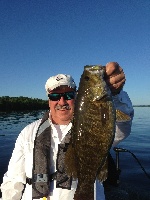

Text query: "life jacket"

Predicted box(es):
[56, 131, 72, 189]
[32, 111, 72, 199]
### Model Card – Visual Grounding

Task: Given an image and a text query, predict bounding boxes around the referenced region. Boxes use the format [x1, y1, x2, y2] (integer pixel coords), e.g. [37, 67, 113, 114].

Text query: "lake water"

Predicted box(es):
[0, 107, 150, 196]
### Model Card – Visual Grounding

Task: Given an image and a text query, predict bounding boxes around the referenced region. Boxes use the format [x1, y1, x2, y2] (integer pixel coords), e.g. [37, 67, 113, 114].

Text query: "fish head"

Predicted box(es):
[78, 65, 111, 102]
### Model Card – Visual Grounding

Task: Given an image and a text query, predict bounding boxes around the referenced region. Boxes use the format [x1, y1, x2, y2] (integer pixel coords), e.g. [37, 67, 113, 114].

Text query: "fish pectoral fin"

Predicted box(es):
[97, 160, 108, 182]
[65, 145, 77, 178]
[116, 109, 131, 122]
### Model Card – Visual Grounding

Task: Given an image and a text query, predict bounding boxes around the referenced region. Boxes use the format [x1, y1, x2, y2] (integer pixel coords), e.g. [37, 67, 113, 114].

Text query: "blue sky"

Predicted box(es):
[0, 0, 150, 105]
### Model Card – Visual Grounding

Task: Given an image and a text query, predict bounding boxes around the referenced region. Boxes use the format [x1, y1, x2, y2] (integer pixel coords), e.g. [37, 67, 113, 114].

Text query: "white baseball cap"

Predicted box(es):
[45, 74, 76, 94]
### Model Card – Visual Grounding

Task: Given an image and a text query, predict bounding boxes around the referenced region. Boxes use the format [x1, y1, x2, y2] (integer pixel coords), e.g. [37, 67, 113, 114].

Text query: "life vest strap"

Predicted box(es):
[26, 172, 57, 185]
[33, 174, 49, 183]
[49, 171, 57, 182]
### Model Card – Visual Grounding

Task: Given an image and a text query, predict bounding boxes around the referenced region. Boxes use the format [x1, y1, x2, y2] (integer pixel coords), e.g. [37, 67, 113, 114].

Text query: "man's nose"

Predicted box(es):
[58, 96, 67, 104]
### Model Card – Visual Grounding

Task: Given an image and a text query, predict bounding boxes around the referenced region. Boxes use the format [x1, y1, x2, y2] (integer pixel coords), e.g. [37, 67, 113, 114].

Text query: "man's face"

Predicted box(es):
[48, 86, 75, 125]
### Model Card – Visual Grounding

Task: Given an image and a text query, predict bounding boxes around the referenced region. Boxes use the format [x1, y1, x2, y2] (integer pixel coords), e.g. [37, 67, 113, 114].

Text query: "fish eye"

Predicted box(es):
[84, 76, 89, 81]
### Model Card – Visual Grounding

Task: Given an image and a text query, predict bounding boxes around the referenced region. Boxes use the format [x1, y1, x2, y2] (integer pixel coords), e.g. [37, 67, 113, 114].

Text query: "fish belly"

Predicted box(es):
[72, 100, 115, 200]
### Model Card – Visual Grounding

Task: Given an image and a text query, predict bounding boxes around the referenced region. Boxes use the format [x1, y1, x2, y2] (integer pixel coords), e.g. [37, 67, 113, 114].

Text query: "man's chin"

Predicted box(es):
[58, 112, 72, 121]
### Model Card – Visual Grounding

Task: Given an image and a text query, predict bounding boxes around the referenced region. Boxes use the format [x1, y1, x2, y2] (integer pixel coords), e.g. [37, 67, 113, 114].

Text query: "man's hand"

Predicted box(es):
[105, 62, 125, 95]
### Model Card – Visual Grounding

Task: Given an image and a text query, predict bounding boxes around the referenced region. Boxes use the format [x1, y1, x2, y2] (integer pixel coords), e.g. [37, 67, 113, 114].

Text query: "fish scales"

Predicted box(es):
[65, 65, 116, 200]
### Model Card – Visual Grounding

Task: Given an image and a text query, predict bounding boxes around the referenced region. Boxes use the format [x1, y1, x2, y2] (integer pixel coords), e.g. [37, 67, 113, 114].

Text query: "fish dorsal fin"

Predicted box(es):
[116, 109, 131, 122]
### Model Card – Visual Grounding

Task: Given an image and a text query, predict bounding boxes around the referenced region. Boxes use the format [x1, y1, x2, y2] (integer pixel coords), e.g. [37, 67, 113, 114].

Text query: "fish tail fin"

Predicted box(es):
[116, 109, 131, 122]
[65, 145, 77, 178]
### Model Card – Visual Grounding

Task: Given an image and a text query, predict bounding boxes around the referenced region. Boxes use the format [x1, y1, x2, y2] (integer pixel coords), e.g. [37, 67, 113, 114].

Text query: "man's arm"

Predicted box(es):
[104, 62, 134, 145]
[0, 120, 41, 200]
[112, 90, 134, 146]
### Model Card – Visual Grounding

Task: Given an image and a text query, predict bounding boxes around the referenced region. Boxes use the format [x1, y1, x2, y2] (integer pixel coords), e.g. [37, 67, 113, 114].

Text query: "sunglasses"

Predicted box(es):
[48, 91, 75, 101]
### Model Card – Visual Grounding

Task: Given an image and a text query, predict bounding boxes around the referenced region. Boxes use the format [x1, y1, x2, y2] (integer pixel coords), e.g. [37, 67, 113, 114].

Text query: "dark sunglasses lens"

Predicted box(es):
[64, 92, 75, 100]
[48, 92, 75, 101]
[48, 93, 61, 101]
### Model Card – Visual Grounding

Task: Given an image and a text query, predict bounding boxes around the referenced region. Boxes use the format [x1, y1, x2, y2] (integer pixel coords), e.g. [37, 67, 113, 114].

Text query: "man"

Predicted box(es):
[0, 62, 133, 200]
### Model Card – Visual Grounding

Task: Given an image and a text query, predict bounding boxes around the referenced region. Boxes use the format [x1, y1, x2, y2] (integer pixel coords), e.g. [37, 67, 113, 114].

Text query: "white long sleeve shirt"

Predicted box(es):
[112, 90, 134, 146]
[0, 90, 134, 200]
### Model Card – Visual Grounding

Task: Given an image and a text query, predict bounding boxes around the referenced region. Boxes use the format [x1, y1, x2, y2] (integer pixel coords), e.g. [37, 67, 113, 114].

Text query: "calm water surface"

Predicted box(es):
[112, 107, 150, 190]
[0, 108, 150, 192]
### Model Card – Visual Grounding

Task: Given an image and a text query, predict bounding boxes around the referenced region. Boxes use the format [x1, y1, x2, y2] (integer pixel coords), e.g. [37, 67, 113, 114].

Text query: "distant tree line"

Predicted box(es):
[1, 96, 149, 112]
[0, 96, 49, 111]
[133, 105, 150, 107]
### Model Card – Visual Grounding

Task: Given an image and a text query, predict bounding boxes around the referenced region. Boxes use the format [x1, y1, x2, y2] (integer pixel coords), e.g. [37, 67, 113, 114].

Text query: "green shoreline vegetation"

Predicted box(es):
[133, 105, 150, 107]
[0, 96, 150, 112]
[0, 96, 49, 111]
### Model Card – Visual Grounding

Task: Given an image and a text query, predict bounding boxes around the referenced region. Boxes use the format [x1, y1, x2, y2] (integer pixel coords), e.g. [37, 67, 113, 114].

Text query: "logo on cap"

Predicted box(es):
[56, 76, 64, 81]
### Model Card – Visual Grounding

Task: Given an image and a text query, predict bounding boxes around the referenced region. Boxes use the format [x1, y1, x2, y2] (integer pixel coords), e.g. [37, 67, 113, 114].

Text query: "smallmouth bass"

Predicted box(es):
[65, 65, 130, 200]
